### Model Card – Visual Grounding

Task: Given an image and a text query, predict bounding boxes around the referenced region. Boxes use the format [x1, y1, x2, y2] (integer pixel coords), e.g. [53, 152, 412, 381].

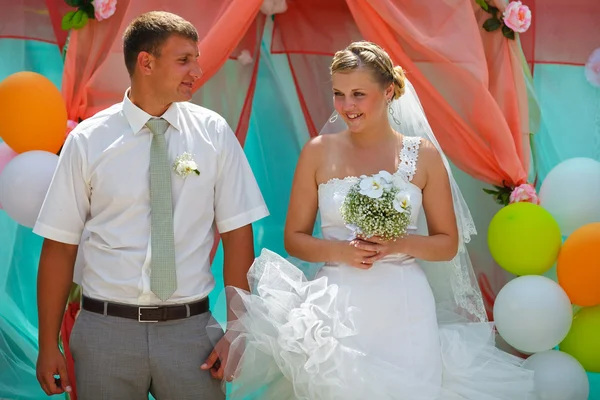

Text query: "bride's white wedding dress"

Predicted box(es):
[223, 136, 536, 399]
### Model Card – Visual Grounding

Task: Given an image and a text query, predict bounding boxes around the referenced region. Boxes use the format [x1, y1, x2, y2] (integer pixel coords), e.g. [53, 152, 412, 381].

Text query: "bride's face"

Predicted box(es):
[332, 69, 390, 133]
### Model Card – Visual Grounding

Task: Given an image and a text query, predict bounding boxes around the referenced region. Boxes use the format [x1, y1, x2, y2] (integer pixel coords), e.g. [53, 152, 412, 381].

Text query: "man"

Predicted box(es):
[34, 11, 268, 399]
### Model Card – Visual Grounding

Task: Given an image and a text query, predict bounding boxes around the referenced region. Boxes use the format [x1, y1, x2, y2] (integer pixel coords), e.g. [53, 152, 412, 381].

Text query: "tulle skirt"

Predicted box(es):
[218, 249, 536, 399]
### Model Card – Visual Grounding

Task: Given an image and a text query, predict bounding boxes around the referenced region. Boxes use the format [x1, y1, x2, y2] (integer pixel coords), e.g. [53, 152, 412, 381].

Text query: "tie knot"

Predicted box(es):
[146, 118, 169, 136]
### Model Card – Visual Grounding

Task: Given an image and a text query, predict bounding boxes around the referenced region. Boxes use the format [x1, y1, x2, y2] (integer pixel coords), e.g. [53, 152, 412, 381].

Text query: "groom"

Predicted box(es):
[33, 11, 268, 399]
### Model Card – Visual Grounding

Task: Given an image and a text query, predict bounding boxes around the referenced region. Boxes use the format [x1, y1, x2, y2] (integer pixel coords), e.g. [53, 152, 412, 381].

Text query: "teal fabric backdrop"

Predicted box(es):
[533, 64, 600, 183]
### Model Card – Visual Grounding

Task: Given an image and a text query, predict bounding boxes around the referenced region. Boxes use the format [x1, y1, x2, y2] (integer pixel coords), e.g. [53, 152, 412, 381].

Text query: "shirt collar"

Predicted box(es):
[122, 88, 182, 135]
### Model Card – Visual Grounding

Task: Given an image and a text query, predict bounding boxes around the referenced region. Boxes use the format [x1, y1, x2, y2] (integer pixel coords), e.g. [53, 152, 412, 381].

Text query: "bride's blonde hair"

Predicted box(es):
[330, 41, 406, 100]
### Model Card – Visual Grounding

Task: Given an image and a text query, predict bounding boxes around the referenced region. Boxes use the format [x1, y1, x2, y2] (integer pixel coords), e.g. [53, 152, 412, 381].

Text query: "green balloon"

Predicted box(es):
[487, 202, 562, 275]
[560, 305, 600, 372]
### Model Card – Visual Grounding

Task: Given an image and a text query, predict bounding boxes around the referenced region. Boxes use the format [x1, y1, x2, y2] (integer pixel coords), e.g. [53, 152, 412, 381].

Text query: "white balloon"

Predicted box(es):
[524, 350, 589, 400]
[0, 150, 58, 228]
[493, 275, 572, 353]
[539, 157, 600, 236]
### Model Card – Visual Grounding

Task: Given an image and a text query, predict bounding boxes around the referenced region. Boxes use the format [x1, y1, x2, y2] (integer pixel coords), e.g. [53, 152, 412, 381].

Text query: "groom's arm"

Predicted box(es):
[32, 133, 89, 395]
[221, 224, 253, 299]
[202, 116, 268, 380]
[211, 116, 268, 325]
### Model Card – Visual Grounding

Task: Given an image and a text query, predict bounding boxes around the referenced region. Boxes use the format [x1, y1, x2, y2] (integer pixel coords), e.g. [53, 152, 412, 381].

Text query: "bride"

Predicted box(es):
[215, 41, 536, 399]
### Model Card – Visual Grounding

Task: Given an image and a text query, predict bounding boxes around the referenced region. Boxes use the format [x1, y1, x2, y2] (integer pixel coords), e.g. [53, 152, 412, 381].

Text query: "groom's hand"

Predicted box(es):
[37, 346, 72, 395]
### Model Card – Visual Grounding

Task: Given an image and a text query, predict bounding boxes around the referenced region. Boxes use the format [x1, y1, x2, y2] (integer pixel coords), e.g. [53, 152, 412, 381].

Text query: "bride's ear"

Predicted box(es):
[384, 83, 394, 101]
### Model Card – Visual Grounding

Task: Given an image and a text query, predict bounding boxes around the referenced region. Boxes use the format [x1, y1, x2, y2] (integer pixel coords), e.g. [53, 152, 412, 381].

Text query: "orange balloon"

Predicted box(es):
[0, 71, 67, 154]
[557, 223, 600, 306]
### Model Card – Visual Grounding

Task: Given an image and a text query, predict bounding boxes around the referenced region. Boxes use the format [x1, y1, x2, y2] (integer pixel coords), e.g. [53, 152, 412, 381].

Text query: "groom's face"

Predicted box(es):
[147, 34, 202, 103]
[332, 69, 388, 133]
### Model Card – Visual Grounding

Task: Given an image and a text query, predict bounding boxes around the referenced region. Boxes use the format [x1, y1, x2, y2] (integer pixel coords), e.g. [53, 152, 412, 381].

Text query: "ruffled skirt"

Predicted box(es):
[219, 249, 535, 399]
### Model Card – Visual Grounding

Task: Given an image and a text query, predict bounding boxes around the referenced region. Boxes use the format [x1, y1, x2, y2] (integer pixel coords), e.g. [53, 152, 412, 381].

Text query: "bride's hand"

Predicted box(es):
[353, 235, 409, 259]
[335, 239, 381, 269]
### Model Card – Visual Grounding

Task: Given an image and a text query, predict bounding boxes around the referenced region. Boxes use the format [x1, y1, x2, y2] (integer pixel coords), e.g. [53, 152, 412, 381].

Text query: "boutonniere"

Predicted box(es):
[173, 152, 200, 178]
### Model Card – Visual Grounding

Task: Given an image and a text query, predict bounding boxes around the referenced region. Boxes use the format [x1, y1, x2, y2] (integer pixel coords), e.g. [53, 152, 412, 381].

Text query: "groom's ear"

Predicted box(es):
[137, 51, 155, 76]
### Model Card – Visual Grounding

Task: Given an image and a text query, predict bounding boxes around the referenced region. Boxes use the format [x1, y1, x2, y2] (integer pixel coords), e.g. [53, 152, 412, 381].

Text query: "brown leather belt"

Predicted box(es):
[82, 296, 209, 322]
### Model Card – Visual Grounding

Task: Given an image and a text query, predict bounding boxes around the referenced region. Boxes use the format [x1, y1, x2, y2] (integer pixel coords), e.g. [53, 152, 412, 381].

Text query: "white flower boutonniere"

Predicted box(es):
[173, 152, 200, 178]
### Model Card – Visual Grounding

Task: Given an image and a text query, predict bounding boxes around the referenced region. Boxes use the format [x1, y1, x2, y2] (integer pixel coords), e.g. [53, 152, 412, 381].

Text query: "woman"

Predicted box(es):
[218, 41, 536, 399]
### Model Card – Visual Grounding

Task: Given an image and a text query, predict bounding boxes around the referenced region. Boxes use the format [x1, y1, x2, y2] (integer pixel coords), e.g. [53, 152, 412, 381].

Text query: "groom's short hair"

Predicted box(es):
[123, 11, 199, 76]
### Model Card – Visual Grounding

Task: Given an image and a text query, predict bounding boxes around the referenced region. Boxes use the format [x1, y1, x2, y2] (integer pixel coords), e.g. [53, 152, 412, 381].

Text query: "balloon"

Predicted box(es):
[0, 150, 58, 228]
[0, 142, 17, 211]
[493, 275, 572, 353]
[539, 157, 600, 236]
[0, 71, 67, 154]
[523, 350, 589, 400]
[560, 305, 600, 372]
[0, 141, 17, 176]
[557, 223, 600, 306]
[488, 202, 562, 275]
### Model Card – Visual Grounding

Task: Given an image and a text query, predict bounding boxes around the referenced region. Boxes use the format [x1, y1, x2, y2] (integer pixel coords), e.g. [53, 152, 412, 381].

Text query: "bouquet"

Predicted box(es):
[340, 171, 412, 240]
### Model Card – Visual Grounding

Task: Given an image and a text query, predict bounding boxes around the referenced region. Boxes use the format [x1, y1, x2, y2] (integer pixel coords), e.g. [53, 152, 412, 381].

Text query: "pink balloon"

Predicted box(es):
[0, 142, 17, 211]
[0, 142, 18, 210]
[0, 142, 17, 176]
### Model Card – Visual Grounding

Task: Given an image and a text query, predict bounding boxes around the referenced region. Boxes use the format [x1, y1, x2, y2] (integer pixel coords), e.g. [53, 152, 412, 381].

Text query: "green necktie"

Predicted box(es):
[146, 118, 177, 301]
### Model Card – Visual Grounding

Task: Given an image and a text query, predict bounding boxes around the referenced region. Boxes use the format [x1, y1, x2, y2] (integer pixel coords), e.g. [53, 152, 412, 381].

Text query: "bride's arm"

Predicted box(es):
[284, 138, 379, 268]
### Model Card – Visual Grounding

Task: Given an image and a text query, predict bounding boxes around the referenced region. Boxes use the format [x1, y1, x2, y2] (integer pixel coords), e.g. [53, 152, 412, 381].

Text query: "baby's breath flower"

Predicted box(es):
[341, 174, 412, 240]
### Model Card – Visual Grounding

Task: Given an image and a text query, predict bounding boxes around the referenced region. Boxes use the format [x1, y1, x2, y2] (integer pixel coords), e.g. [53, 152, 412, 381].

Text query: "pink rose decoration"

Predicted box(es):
[585, 48, 600, 88]
[94, 0, 117, 21]
[502, 1, 532, 34]
[509, 183, 540, 205]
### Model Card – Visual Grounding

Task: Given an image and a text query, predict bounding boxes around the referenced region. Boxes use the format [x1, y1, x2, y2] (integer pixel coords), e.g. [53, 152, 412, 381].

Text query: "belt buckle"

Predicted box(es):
[138, 306, 159, 322]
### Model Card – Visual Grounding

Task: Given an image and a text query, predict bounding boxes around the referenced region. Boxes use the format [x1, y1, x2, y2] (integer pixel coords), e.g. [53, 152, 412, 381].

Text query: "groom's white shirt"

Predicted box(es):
[34, 91, 269, 305]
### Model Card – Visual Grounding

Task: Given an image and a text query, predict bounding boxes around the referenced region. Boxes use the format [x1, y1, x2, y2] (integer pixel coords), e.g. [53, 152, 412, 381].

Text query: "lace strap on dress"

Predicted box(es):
[398, 136, 421, 182]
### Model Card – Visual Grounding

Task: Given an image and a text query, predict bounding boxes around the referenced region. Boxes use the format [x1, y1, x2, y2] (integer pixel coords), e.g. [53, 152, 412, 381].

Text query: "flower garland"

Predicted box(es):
[61, 0, 117, 30]
[476, 0, 531, 40]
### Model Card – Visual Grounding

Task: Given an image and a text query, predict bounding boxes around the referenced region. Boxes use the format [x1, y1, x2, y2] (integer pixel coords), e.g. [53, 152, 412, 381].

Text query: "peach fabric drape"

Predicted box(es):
[479, 0, 532, 172]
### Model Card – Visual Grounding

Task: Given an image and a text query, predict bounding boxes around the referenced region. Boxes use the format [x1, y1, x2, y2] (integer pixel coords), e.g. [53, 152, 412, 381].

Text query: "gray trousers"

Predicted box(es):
[69, 308, 225, 400]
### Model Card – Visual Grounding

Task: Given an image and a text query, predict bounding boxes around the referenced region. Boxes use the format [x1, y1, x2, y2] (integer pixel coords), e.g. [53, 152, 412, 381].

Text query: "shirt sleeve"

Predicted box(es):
[33, 133, 90, 245]
[214, 118, 269, 233]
